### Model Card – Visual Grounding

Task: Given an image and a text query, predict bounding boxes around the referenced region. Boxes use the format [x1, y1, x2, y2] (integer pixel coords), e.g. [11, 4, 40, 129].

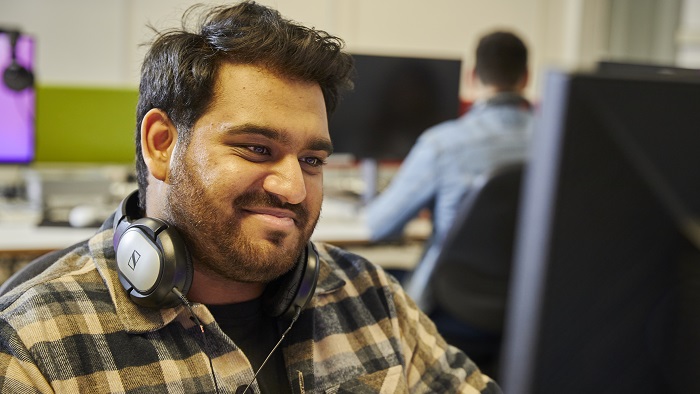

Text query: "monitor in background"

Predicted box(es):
[596, 60, 700, 79]
[329, 53, 462, 161]
[500, 70, 700, 393]
[0, 30, 35, 164]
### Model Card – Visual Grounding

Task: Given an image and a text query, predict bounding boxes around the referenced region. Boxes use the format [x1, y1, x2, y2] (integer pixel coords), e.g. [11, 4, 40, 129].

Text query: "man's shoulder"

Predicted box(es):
[312, 242, 395, 291]
[417, 112, 496, 146]
[0, 240, 107, 319]
[314, 242, 384, 275]
[419, 117, 463, 140]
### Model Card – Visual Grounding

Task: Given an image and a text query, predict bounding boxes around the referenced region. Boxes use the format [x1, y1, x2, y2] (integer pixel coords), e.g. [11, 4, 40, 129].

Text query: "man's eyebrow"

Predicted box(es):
[309, 138, 334, 156]
[223, 124, 285, 141]
[223, 123, 334, 155]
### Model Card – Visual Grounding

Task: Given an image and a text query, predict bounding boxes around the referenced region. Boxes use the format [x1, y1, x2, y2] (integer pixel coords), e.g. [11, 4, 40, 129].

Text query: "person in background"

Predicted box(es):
[0, 2, 501, 393]
[365, 30, 533, 373]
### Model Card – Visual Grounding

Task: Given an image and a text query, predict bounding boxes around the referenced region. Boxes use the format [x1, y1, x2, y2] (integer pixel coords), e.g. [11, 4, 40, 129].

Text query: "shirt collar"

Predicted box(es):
[471, 91, 531, 111]
[310, 243, 347, 295]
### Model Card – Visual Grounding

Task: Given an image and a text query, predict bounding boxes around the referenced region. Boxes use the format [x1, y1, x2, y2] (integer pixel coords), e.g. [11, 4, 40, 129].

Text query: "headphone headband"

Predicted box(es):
[2, 30, 34, 92]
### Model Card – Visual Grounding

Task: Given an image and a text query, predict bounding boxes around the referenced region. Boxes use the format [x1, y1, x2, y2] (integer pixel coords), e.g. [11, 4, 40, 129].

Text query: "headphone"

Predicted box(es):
[112, 190, 320, 320]
[2, 30, 34, 92]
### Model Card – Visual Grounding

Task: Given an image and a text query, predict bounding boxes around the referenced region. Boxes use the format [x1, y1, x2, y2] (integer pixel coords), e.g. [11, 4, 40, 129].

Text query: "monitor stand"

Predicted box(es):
[360, 158, 378, 205]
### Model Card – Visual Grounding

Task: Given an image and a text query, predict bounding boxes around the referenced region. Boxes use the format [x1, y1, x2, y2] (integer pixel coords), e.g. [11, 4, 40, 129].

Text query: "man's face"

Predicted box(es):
[164, 63, 331, 283]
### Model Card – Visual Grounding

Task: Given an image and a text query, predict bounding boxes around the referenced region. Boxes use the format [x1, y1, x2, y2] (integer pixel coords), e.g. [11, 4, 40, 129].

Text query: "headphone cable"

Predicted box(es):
[241, 306, 302, 394]
[173, 288, 302, 394]
[172, 287, 220, 394]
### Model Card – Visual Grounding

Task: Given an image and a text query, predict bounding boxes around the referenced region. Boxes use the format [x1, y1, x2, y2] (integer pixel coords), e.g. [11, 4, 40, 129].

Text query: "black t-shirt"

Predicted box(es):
[207, 299, 291, 394]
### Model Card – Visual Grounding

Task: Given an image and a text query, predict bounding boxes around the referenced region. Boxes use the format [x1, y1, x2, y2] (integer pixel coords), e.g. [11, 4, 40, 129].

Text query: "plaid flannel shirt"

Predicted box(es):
[0, 218, 502, 393]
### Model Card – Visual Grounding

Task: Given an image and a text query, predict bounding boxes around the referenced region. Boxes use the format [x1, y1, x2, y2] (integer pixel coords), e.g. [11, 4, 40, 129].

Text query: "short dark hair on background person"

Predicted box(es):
[474, 31, 528, 89]
[134, 0, 355, 208]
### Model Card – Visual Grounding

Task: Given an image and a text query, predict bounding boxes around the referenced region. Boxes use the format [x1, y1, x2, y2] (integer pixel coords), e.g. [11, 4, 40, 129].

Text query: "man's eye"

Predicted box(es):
[248, 146, 270, 155]
[301, 156, 326, 167]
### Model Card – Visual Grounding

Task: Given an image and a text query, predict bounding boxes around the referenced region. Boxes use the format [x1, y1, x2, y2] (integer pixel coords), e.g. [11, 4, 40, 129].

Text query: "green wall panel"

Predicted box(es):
[35, 86, 138, 164]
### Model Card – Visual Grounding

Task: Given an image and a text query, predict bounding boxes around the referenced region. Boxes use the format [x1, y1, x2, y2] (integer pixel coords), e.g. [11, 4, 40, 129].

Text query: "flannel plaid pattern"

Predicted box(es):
[0, 219, 501, 393]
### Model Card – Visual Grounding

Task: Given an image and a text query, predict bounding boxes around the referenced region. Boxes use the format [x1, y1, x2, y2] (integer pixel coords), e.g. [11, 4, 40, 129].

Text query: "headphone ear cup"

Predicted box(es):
[112, 191, 193, 309]
[263, 242, 320, 320]
[3, 62, 34, 91]
[114, 217, 193, 309]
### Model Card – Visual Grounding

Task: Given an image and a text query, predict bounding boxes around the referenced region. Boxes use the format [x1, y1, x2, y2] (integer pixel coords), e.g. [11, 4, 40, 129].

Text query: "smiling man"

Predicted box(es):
[150, 64, 330, 301]
[0, 2, 501, 393]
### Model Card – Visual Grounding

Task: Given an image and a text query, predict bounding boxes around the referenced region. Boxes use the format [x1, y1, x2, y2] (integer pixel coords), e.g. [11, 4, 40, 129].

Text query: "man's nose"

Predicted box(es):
[262, 156, 307, 205]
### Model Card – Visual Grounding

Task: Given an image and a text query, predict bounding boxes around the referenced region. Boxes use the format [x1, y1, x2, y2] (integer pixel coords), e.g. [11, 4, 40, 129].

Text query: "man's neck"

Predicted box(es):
[476, 86, 523, 102]
[187, 269, 265, 305]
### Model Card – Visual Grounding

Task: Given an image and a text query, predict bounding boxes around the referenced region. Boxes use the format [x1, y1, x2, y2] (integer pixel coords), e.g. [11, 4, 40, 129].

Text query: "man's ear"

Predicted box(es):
[141, 108, 177, 181]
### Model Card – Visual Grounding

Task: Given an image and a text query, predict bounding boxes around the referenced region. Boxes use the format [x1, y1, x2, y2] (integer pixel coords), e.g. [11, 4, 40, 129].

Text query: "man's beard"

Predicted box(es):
[163, 157, 319, 283]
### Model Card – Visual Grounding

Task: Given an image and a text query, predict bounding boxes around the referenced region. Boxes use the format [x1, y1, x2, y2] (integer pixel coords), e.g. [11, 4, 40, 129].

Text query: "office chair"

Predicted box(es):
[427, 161, 525, 377]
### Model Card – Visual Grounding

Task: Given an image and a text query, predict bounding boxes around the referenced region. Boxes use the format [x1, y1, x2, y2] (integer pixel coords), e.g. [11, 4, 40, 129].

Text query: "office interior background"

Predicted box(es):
[0, 0, 698, 162]
[3, 0, 700, 89]
[0, 0, 698, 295]
[1, 0, 699, 158]
[2, 0, 700, 392]
[0, 0, 696, 178]
[0, 0, 698, 289]
[2, 0, 699, 88]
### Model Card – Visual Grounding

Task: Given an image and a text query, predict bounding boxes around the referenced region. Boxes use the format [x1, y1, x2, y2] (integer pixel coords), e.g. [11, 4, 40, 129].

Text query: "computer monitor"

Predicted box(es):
[500, 70, 700, 393]
[329, 53, 462, 161]
[596, 60, 700, 79]
[0, 31, 35, 164]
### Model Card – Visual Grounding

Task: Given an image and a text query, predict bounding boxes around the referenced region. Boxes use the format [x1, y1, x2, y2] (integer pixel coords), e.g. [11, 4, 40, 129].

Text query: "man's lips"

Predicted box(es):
[242, 207, 299, 228]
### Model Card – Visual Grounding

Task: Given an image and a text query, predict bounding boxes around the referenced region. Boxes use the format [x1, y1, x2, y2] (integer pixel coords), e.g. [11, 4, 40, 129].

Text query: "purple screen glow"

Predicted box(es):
[0, 32, 35, 164]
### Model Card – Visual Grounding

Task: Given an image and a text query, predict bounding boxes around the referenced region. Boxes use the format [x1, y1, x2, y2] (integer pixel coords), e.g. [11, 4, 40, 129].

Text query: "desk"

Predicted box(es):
[312, 212, 430, 270]
[0, 223, 98, 254]
[313, 214, 429, 245]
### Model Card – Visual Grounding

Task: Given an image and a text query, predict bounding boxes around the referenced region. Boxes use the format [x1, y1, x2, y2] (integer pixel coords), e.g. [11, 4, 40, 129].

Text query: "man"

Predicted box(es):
[0, 2, 500, 393]
[365, 30, 533, 372]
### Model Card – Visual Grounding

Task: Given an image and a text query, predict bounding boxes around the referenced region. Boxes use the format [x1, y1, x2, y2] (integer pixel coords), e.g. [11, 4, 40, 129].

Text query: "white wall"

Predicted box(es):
[1, 0, 619, 98]
[3, 0, 693, 99]
[1, 1, 131, 86]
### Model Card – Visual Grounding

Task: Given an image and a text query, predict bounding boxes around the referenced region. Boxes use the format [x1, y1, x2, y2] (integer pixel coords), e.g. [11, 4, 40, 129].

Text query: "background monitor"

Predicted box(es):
[500, 70, 700, 393]
[596, 60, 700, 79]
[0, 31, 35, 164]
[329, 53, 462, 161]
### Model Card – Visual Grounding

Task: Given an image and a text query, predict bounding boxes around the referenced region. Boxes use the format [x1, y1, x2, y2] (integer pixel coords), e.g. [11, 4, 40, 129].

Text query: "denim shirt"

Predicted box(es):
[365, 93, 534, 308]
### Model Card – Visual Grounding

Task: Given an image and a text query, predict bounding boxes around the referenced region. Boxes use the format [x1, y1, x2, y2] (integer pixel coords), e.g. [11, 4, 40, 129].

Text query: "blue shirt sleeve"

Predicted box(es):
[365, 135, 438, 241]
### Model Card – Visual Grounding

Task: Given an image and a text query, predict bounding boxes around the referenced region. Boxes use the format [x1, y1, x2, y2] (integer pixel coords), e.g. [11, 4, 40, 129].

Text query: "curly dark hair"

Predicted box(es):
[134, 1, 355, 207]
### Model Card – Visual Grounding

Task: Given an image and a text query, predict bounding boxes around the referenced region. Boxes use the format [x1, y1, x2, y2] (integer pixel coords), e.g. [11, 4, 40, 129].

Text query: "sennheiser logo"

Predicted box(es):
[128, 250, 141, 270]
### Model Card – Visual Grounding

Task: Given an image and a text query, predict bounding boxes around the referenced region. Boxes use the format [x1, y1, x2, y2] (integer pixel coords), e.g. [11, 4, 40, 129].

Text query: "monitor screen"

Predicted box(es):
[500, 70, 700, 393]
[329, 53, 462, 161]
[0, 31, 35, 164]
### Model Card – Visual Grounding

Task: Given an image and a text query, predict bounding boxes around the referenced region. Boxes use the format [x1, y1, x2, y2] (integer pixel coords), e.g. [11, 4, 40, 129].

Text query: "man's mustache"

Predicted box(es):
[234, 191, 310, 225]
